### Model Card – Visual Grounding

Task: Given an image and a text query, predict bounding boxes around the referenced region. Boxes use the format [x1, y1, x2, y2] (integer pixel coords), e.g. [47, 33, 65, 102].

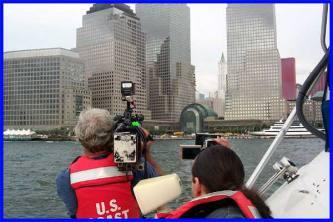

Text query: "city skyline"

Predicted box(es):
[4, 3, 326, 96]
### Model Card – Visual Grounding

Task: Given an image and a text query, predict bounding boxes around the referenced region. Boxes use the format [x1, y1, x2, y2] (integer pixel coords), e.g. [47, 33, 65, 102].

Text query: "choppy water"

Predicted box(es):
[4, 138, 324, 218]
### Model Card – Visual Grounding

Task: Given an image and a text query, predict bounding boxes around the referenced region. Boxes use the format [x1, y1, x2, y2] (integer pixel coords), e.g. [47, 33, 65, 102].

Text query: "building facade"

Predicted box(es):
[216, 53, 227, 118]
[225, 4, 284, 121]
[196, 91, 224, 120]
[196, 95, 214, 110]
[285, 100, 323, 124]
[218, 53, 227, 95]
[196, 93, 205, 101]
[76, 4, 151, 119]
[310, 71, 327, 96]
[136, 4, 195, 122]
[4, 48, 91, 130]
[180, 103, 217, 133]
[281, 58, 296, 101]
[211, 91, 225, 119]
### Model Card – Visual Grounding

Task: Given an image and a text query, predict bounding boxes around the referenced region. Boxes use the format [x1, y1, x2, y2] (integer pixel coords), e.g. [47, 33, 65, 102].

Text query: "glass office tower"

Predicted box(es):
[136, 4, 195, 121]
[225, 4, 284, 120]
[76, 4, 151, 119]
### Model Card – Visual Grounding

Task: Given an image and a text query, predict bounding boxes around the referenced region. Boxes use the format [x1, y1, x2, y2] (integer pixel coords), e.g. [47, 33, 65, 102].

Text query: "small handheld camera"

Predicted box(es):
[203, 138, 218, 148]
[180, 133, 221, 160]
[113, 81, 145, 171]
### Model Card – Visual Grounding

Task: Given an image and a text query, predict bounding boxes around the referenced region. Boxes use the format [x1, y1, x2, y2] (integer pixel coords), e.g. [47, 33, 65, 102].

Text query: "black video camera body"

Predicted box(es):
[113, 81, 145, 171]
[180, 133, 222, 160]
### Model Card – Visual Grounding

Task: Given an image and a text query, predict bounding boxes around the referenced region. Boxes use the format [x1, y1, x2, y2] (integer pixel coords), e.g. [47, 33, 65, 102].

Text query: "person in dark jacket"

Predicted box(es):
[56, 108, 162, 218]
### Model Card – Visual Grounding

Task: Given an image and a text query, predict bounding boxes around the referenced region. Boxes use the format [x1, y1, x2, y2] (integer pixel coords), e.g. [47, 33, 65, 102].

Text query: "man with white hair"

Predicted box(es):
[56, 108, 162, 218]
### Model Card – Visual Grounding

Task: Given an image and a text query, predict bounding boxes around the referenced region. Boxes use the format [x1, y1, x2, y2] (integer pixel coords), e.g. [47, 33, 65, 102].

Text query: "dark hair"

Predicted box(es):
[192, 145, 271, 218]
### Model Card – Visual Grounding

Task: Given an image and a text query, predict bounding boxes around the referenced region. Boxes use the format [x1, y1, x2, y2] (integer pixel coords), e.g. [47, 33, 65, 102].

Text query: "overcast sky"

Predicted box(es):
[4, 3, 328, 96]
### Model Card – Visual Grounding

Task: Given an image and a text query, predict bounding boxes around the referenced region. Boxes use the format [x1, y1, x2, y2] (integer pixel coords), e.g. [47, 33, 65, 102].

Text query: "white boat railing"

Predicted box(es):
[246, 107, 296, 188]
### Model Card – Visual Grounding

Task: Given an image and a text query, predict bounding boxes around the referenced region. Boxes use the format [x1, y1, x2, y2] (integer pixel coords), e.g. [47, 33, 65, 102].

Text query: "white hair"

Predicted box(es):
[74, 108, 114, 152]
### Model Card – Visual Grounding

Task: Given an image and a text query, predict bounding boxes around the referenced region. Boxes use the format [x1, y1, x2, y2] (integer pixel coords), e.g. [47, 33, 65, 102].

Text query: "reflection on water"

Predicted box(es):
[4, 138, 324, 218]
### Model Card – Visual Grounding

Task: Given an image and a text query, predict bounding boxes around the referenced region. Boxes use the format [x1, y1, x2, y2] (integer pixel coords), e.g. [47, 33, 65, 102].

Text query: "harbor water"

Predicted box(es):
[4, 138, 324, 218]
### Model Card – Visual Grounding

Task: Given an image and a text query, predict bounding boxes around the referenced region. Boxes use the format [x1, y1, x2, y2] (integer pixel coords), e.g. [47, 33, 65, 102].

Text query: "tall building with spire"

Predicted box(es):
[218, 53, 227, 94]
[136, 4, 195, 122]
[216, 53, 227, 118]
[76, 4, 151, 119]
[225, 4, 284, 120]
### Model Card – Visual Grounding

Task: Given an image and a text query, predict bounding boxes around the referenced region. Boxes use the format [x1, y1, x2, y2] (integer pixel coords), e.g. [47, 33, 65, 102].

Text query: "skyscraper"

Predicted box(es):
[136, 4, 195, 122]
[4, 48, 91, 129]
[218, 53, 227, 94]
[281, 58, 296, 101]
[216, 53, 227, 118]
[76, 4, 151, 119]
[225, 4, 284, 120]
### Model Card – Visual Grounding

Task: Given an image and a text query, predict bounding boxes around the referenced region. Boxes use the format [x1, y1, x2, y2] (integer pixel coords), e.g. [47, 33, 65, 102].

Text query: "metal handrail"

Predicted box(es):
[258, 167, 288, 195]
[297, 3, 329, 140]
[296, 50, 329, 141]
[246, 108, 296, 188]
[321, 4, 328, 52]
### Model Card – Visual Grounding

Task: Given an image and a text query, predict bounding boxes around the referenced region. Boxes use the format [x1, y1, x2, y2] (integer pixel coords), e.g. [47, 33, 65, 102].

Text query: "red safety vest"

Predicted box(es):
[69, 154, 141, 219]
[156, 190, 261, 219]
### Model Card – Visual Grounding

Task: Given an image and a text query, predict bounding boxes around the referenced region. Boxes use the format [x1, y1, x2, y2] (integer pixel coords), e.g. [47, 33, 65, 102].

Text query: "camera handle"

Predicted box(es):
[135, 127, 148, 179]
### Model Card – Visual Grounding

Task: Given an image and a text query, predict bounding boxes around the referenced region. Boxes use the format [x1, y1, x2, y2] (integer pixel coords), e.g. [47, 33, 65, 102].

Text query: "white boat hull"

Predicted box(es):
[249, 121, 324, 138]
[266, 151, 329, 218]
[249, 131, 315, 138]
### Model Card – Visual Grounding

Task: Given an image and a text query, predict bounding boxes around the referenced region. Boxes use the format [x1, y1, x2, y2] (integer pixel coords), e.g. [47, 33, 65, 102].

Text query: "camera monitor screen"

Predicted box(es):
[114, 132, 137, 163]
[180, 145, 202, 160]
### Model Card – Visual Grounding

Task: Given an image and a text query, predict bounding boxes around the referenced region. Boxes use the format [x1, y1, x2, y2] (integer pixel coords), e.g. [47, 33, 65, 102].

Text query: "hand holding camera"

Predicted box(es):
[213, 136, 231, 149]
[140, 128, 155, 152]
[181, 134, 231, 160]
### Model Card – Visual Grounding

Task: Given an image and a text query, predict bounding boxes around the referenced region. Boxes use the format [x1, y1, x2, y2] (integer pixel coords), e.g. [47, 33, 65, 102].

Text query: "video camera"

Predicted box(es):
[180, 133, 222, 160]
[113, 81, 146, 171]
